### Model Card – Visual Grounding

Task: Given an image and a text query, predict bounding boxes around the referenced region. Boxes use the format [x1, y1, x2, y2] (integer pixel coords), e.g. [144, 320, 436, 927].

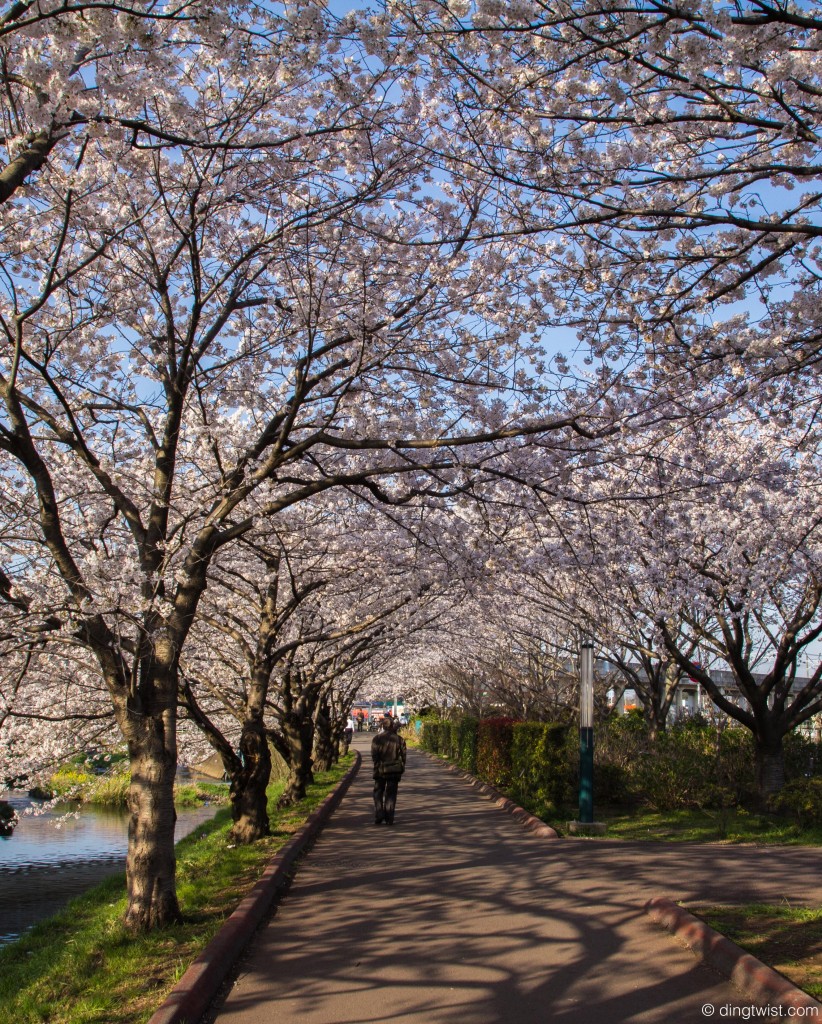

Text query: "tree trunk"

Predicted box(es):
[124, 707, 181, 931]
[276, 713, 315, 806]
[756, 739, 786, 804]
[229, 720, 272, 844]
[313, 697, 335, 772]
[646, 704, 664, 741]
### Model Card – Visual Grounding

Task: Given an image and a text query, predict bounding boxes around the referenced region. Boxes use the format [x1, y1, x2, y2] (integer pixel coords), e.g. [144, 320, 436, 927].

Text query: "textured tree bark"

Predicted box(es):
[0, 129, 57, 204]
[123, 704, 181, 931]
[229, 720, 272, 844]
[312, 696, 335, 772]
[756, 742, 786, 804]
[277, 714, 315, 806]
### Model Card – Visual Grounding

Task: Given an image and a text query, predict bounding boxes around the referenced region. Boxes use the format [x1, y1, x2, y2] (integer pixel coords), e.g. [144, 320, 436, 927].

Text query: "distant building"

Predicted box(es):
[606, 663, 822, 740]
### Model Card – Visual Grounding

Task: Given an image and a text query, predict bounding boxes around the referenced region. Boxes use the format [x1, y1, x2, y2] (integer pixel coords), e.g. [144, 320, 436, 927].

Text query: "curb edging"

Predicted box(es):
[645, 896, 822, 1011]
[147, 751, 361, 1024]
[418, 749, 559, 839]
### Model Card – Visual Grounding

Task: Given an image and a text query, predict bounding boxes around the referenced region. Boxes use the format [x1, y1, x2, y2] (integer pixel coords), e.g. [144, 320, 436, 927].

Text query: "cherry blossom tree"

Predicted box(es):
[553, 415, 822, 798]
[511, 558, 697, 737]
[0, 638, 115, 791]
[387, 0, 822, 413]
[179, 496, 446, 836]
[0, 0, 278, 207]
[0, 2, 618, 929]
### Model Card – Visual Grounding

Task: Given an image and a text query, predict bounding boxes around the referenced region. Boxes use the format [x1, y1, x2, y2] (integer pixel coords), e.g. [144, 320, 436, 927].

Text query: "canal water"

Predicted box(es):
[0, 791, 220, 945]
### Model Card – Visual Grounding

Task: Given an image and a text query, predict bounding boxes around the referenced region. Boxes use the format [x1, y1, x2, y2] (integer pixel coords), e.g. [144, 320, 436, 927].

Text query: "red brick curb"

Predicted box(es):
[645, 896, 822, 1011]
[419, 749, 560, 839]
[147, 752, 361, 1024]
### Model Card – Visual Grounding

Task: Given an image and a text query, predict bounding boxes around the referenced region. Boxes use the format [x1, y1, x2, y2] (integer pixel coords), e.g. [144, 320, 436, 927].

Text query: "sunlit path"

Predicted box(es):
[203, 739, 779, 1024]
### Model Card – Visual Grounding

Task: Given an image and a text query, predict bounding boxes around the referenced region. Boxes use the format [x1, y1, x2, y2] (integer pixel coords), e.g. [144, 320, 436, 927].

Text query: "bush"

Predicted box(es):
[622, 721, 757, 811]
[420, 718, 447, 755]
[769, 777, 822, 827]
[48, 766, 95, 800]
[455, 717, 478, 773]
[418, 709, 817, 818]
[589, 718, 759, 811]
[784, 732, 822, 781]
[715, 727, 757, 805]
[476, 717, 517, 789]
[509, 722, 570, 816]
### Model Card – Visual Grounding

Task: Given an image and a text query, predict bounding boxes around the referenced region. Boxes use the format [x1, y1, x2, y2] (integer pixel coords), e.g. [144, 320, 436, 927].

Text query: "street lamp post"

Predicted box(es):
[569, 637, 606, 835]
[579, 639, 594, 824]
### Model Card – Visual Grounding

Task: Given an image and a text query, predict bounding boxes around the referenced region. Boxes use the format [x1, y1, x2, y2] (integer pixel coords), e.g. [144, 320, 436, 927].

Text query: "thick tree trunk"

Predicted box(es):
[124, 707, 181, 931]
[229, 720, 272, 844]
[277, 714, 315, 806]
[756, 740, 786, 804]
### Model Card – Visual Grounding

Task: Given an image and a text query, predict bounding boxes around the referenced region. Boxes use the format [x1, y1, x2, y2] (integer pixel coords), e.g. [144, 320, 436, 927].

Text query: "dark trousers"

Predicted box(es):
[373, 774, 400, 823]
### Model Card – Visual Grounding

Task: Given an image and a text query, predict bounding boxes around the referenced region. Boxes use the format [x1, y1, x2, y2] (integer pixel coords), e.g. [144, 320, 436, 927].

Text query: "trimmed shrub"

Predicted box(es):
[455, 716, 479, 774]
[420, 709, 819, 817]
[443, 720, 459, 761]
[509, 722, 570, 816]
[420, 718, 445, 755]
[476, 717, 517, 789]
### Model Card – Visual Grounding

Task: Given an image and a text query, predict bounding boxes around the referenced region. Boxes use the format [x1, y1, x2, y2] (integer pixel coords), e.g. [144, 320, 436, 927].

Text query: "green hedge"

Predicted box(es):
[476, 717, 516, 789]
[421, 716, 569, 810]
[422, 711, 822, 818]
[510, 722, 570, 817]
[455, 716, 479, 773]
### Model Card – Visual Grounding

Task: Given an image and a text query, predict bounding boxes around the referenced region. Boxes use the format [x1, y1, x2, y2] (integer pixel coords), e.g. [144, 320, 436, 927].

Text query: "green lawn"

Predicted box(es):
[545, 805, 822, 844]
[0, 757, 353, 1024]
[690, 903, 822, 1000]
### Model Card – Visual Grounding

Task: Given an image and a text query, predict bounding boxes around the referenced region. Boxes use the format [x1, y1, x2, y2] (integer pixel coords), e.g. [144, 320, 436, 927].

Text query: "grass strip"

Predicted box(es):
[552, 806, 822, 844]
[689, 903, 822, 1000]
[0, 756, 353, 1024]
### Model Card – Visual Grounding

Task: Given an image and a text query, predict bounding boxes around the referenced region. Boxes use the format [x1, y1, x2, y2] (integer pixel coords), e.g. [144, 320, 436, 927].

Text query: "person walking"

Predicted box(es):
[342, 716, 355, 754]
[371, 714, 406, 825]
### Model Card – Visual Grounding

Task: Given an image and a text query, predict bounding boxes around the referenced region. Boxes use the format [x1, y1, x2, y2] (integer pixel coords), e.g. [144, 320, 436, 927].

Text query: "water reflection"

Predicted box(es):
[0, 791, 221, 945]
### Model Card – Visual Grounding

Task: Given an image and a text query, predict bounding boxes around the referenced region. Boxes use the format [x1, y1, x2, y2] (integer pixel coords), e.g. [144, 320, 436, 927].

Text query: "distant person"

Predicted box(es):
[343, 716, 355, 754]
[356, 711, 365, 732]
[371, 713, 407, 825]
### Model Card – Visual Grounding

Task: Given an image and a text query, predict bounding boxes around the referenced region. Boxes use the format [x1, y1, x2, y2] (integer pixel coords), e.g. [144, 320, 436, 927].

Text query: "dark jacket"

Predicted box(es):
[371, 729, 407, 778]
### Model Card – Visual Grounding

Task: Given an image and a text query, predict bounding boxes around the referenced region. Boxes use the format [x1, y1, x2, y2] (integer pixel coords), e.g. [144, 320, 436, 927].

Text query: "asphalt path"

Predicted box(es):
[207, 738, 821, 1024]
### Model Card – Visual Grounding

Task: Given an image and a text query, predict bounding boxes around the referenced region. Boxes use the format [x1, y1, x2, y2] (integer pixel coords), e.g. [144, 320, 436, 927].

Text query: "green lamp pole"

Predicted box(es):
[579, 639, 594, 824]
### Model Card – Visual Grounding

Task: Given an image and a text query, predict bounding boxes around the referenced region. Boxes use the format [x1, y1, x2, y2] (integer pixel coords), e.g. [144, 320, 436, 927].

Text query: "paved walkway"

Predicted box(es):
[207, 739, 821, 1024]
